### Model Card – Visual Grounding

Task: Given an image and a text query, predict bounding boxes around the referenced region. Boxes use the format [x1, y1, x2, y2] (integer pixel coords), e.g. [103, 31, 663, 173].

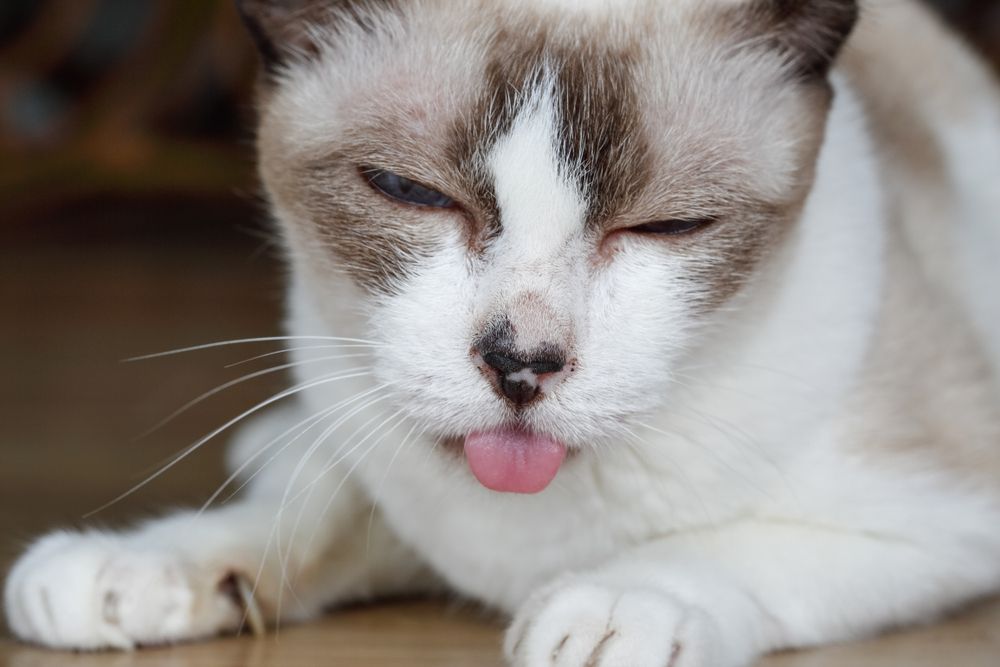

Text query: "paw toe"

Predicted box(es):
[507, 582, 723, 667]
[4, 532, 240, 650]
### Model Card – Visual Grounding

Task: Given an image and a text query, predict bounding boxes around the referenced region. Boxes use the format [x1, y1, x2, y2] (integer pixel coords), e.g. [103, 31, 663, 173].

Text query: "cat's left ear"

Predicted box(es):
[236, 0, 336, 73]
[742, 0, 859, 80]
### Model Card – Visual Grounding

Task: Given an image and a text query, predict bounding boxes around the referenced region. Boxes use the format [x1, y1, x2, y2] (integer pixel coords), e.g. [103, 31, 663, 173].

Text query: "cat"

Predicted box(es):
[6, 1, 1000, 665]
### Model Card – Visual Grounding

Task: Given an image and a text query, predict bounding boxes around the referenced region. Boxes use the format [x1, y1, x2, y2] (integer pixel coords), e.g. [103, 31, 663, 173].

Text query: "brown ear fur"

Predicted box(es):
[236, 0, 319, 72]
[745, 0, 859, 79]
[238, 0, 384, 74]
[237, 1, 402, 75]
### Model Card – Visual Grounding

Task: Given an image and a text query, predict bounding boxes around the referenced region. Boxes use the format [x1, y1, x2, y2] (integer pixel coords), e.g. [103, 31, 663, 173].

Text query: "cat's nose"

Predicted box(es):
[476, 347, 566, 408]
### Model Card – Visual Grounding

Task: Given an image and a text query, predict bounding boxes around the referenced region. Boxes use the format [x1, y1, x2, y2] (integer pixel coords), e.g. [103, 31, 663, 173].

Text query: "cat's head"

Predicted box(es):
[238, 0, 857, 492]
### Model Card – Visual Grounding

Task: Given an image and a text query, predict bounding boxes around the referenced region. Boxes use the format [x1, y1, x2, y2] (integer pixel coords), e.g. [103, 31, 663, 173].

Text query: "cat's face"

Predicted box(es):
[242, 0, 856, 491]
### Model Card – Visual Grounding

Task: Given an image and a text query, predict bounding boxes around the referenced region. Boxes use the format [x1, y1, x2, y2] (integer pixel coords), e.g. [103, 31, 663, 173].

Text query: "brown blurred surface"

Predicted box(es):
[1, 600, 998, 667]
[0, 0, 259, 228]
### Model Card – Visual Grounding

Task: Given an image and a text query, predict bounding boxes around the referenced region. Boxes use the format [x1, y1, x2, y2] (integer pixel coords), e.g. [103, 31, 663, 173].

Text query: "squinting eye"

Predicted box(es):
[628, 218, 714, 236]
[362, 168, 454, 209]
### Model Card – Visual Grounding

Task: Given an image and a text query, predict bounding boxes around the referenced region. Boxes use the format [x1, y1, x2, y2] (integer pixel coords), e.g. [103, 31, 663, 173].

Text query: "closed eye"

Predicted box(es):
[627, 218, 715, 236]
[362, 168, 455, 209]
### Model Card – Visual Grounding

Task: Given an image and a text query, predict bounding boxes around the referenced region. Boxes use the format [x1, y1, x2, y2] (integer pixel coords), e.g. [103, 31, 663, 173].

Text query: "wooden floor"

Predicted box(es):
[1, 600, 998, 667]
[2, 219, 999, 666]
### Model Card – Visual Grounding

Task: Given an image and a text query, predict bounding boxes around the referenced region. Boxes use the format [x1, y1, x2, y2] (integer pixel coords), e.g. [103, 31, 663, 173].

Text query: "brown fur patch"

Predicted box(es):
[556, 42, 651, 228]
[839, 5, 950, 188]
[286, 158, 453, 295]
[448, 18, 650, 240]
[238, 0, 401, 74]
[725, 0, 858, 80]
[834, 0, 1000, 481]
[846, 229, 1000, 481]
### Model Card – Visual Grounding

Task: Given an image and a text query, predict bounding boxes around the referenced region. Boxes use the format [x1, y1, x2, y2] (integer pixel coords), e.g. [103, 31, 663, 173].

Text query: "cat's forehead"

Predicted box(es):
[264, 0, 818, 226]
[447, 19, 652, 230]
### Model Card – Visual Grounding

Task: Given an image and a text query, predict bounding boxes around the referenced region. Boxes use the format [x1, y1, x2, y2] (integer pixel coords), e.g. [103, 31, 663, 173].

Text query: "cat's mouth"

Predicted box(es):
[462, 427, 568, 494]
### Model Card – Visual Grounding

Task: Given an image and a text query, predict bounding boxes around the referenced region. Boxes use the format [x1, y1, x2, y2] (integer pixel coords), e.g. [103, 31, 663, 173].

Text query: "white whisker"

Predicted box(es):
[139, 361, 373, 439]
[294, 409, 410, 578]
[123, 335, 385, 362]
[366, 420, 424, 555]
[274, 405, 402, 628]
[83, 369, 374, 518]
[269, 393, 400, 606]
[198, 383, 393, 514]
[220, 384, 393, 505]
[225, 346, 375, 368]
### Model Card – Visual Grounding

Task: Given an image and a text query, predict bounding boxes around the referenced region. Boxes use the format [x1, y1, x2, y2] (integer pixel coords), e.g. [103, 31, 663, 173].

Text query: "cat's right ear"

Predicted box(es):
[236, 1, 330, 73]
[747, 0, 859, 80]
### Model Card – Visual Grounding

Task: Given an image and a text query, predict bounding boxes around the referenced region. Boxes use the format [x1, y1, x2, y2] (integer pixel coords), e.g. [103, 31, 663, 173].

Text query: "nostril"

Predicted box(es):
[482, 351, 525, 375]
[528, 359, 564, 375]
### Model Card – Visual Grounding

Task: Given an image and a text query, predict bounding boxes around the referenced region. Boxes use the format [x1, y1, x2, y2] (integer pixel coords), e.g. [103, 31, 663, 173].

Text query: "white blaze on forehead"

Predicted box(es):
[487, 81, 587, 260]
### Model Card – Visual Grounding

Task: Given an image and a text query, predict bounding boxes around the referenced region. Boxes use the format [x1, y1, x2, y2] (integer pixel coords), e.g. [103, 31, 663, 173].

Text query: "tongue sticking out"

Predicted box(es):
[464, 428, 567, 494]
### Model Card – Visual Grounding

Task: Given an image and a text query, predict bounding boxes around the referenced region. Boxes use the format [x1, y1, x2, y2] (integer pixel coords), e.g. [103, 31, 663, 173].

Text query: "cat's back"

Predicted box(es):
[839, 0, 1000, 369]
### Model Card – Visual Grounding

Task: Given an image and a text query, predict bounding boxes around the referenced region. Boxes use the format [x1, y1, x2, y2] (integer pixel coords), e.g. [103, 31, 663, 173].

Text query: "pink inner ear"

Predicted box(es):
[464, 428, 568, 494]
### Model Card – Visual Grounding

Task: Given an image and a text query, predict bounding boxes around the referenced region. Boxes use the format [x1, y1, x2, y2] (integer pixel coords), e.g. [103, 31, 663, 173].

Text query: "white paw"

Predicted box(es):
[505, 581, 731, 667]
[4, 531, 243, 650]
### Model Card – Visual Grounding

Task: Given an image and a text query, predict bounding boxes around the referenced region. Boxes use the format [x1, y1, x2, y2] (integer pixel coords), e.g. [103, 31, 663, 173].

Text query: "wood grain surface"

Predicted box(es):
[2, 224, 998, 666]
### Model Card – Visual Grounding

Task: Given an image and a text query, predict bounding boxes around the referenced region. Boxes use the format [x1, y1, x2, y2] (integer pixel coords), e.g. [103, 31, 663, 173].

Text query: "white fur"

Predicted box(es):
[945, 104, 1000, 370]
[489, 79, 587, 263]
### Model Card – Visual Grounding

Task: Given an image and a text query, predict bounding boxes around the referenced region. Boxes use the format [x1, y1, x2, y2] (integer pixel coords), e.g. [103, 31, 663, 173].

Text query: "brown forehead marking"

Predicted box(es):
[552, 41, 651, 229]
[448, 20, 650, 241]
[281, 160, 444, 296]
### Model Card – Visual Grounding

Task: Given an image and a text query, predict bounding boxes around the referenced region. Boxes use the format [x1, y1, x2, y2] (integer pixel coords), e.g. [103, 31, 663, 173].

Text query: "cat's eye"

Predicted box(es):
[362, 168, 454, 209]
[628, 218, 715, 236]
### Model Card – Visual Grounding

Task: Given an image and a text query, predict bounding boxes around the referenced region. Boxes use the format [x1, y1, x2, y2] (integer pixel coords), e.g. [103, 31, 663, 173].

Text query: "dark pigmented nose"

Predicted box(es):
[478, 348, 566, 407]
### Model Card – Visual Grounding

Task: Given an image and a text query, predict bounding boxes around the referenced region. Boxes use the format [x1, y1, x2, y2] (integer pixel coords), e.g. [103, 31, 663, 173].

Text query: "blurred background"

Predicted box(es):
[0, 0, 282, 574]
[1, 0, 259, 232]
[3, 0, 999, 234]
[0, 0, 999, 633]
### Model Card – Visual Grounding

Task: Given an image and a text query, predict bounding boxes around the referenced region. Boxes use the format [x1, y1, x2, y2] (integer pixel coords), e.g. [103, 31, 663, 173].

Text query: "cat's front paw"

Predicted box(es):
[505, 581, 734, 667]
[4, 531, 243, 650]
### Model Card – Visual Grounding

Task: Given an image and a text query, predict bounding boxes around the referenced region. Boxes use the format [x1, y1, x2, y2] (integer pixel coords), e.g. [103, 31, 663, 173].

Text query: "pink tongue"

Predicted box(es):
[464, 428, 567, 494]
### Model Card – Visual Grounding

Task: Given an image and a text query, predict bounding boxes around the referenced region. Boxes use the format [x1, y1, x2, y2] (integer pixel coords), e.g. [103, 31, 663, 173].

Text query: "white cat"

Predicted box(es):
[7, 1, 1000, 665]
